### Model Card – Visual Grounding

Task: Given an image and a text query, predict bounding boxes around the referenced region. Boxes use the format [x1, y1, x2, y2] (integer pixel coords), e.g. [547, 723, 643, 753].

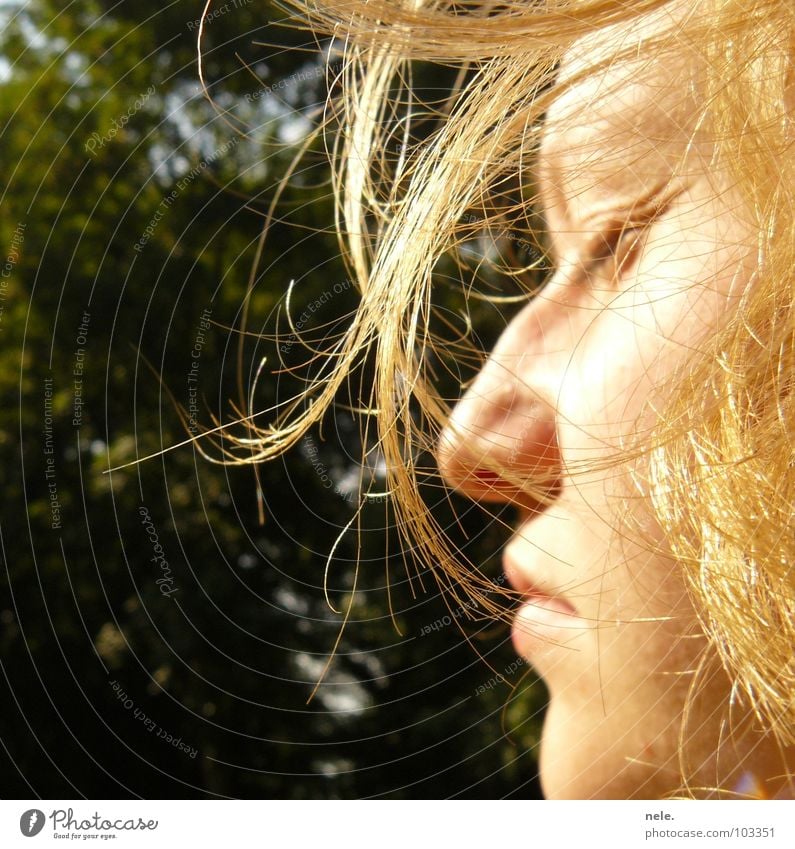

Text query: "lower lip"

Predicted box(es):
[511, 595, 586, 657]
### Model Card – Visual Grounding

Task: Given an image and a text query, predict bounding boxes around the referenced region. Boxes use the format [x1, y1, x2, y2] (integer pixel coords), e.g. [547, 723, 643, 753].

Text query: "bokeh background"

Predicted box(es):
[0, 0, 547, 798]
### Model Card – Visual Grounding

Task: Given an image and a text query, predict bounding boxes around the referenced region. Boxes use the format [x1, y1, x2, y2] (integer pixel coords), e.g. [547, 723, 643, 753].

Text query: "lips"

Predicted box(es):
[504, 552, 587, 659]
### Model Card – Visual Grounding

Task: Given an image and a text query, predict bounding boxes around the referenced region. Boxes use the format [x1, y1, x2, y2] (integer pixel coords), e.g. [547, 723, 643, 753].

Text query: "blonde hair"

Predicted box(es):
[219, 0, 795, 778]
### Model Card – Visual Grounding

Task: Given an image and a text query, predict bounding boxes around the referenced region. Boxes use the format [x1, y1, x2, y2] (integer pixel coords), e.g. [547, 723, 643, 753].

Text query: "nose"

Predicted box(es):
[436, 304, 563, 512]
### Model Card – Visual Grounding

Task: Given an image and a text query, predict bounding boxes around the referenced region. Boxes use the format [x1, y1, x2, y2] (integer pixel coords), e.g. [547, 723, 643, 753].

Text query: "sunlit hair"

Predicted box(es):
[215, 0, 795, 788]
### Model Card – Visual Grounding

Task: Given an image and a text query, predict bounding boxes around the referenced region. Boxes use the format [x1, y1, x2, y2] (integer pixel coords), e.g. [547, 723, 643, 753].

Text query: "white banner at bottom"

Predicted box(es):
[1, 799, 792, 849]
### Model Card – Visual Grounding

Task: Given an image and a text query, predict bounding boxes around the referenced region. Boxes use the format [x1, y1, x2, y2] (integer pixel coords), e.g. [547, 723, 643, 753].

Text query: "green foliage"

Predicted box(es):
[0, 0, 544, 798]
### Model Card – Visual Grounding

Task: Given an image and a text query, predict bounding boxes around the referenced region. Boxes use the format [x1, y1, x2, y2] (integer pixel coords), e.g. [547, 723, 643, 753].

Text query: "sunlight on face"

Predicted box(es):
[438, 5, 788, 799]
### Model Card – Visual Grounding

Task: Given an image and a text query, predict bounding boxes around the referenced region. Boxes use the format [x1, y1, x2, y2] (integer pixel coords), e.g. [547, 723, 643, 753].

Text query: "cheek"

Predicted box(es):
[557, 220, 749, 449]
[539, 600, 706, 799]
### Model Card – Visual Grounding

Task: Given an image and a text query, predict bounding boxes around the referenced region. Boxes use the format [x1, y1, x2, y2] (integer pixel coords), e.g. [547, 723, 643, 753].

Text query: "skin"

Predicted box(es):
[437, 7, 794, 799]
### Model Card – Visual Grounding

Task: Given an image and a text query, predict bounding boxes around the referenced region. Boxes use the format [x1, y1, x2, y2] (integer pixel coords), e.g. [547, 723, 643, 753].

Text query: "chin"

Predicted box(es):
[538, 697, 683, 800]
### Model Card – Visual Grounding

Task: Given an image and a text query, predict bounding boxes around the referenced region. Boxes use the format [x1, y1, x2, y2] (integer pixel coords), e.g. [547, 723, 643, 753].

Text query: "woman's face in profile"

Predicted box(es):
[438, 9, 784, 798]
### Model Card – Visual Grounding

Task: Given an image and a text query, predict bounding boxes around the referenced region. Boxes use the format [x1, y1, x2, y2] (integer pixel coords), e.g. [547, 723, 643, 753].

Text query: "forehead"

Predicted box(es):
[539, 5, 704, 215]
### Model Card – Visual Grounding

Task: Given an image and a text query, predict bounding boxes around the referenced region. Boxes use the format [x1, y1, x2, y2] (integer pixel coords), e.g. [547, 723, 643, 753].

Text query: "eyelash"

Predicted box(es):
[602, 225, 645, 275]
[584, 187, 680, 282]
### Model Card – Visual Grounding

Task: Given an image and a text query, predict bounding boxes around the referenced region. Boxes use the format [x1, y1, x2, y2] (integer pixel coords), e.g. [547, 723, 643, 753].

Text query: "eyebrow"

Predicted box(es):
[540, 114, 684, 229]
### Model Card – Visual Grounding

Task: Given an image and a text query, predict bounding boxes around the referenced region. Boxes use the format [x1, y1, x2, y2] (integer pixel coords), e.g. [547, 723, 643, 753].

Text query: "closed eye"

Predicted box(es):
[585, 187, 684, 282]
[600, 223, 646, 277]
[580, 222, 647, 284]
